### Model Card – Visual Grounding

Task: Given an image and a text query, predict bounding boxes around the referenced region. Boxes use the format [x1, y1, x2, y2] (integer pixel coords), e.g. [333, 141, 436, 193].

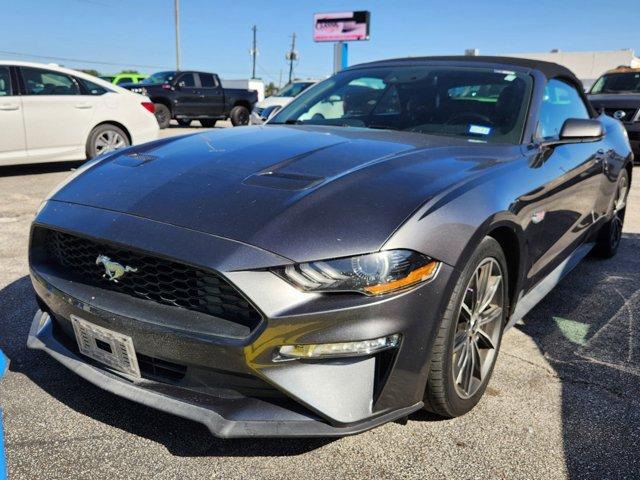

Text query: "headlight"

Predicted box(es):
[274, 250, 440, 296]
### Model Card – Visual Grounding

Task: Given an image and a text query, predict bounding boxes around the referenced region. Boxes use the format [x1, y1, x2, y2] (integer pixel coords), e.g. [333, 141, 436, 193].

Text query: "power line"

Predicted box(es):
[0, 49, 173, 70]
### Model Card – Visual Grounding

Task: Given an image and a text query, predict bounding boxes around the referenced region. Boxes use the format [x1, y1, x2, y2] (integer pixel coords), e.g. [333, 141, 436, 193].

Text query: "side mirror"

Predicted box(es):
[541, 118, 603, 148]
[560, 118, 603, 140]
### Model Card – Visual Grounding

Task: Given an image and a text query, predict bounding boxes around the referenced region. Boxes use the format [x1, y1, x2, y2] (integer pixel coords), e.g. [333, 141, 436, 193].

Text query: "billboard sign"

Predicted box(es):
[313, 11, 370, 42]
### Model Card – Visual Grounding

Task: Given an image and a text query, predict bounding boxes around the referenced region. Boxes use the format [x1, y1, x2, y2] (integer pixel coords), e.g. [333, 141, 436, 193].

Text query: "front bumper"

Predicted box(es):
[28, 310, 421, 437]
[27, 201, 453, 437]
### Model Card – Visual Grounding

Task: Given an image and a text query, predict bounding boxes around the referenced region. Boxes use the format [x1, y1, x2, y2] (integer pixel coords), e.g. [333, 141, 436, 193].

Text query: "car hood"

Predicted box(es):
[255, 96, 294, 109]
[51, 125, 510, 263]
[588, 93, 640, 108]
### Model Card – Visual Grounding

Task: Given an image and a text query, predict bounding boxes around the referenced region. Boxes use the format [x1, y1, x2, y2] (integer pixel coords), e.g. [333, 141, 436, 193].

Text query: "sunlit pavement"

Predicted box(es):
[0, 157, 638, 478]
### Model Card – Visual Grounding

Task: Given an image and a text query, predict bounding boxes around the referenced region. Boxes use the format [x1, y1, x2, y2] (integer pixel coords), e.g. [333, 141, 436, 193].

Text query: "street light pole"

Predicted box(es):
[251, 25, 257, 79]
[288, 32, 296, 83]
[174, 0, 181, 71]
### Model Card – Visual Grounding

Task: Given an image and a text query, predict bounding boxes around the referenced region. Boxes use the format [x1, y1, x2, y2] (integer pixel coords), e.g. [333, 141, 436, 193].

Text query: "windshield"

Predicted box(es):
[270, 66, 533, 144]
[590, 72, 640, 94]
[276, 82, 314, 97]
[145, 71, 177, 85]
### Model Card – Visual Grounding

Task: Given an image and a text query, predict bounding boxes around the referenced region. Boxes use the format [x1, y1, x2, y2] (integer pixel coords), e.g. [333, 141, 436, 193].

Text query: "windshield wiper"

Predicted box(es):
[284, 119, 304, 125]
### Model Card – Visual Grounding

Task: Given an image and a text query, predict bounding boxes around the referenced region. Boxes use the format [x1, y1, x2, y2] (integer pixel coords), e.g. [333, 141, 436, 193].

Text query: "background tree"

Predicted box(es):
[79, 69, 100, 77]
[265, 82, 278, 97]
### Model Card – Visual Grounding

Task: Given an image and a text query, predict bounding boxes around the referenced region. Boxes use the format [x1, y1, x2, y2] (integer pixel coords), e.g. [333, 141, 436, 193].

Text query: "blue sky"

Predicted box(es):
[1, 0, 639, 84]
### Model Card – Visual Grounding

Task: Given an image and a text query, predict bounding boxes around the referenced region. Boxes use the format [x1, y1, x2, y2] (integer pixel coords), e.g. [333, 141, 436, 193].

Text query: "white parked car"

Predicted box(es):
[249, 80, 320, 124]
[0, 61, 159, 165]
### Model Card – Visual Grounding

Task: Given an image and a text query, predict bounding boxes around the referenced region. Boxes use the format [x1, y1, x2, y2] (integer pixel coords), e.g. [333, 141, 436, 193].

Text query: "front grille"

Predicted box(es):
[137, 353, 187, 381]
[41, 228, 261, 330]
[603, 108, 638, 122]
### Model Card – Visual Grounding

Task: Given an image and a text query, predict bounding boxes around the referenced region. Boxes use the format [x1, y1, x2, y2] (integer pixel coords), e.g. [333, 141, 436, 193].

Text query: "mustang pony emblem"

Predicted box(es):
[96, 255, 137, 282]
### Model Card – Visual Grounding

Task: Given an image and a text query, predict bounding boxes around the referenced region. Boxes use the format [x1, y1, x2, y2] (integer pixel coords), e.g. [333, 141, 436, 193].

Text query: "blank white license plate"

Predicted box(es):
[71, 315, 141, 378]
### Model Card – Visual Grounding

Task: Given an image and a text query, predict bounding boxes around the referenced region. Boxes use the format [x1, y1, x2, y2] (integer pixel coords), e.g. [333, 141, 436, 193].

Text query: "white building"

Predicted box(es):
[502, 49, 640, 89]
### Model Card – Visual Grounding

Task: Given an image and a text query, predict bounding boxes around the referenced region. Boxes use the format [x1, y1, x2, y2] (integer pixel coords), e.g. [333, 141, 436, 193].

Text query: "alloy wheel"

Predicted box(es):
[452, 257, 504, 399]
[94, 130, 127, 155]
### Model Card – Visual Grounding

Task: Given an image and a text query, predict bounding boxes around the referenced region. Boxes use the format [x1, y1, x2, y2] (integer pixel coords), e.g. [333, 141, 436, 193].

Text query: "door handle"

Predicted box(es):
[75, 103, 93, 109]
[0, 103, 19, 111]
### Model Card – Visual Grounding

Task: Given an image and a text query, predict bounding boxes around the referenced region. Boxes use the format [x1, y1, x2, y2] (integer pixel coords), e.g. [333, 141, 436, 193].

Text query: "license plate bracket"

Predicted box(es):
[71, 315, 141, 378]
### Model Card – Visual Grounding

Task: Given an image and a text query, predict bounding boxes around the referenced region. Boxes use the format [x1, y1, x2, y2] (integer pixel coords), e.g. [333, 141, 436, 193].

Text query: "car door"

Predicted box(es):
[0, 66, 28, 164]
[19, 66, 97, 161]
[524, 78, 605, 283]
[197, 73, 225, 116]
[172, 72, 200, 117]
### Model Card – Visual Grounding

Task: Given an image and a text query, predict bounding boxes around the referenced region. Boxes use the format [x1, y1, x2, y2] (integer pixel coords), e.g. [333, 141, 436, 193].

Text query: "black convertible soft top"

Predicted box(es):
[352, 55, 580, 84]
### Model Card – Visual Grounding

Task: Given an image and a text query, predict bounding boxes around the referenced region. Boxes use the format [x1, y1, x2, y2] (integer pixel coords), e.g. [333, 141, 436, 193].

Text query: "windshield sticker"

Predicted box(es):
[469, 124, 492, 135]
[504, 74, 517, 81]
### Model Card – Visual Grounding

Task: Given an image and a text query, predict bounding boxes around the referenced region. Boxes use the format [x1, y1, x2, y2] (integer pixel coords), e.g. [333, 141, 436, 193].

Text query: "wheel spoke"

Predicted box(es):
[478, 274, 501, 313]
[474, 263, 491, 313]
[463, 341, 476, 394]
[454, 331, 467, 352]
[476, 328, 495, 350]
[478, 304, 502, 327]
[455, 342, 470, 384]
[471, 340, 483, 381]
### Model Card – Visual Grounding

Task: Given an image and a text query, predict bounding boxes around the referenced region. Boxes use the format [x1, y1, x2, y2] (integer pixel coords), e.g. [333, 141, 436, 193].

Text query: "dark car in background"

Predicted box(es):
[122, 70, 258, 128]
[28, 56, 632, 438]
[588, 67, 640, 160]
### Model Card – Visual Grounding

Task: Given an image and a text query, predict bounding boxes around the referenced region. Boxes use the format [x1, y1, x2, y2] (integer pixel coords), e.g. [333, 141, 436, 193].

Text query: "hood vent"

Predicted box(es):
[243, 171, 325, 190]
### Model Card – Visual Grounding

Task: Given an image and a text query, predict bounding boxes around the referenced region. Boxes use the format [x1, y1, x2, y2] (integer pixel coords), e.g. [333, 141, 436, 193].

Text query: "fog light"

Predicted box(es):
[275, 334, 401, 361]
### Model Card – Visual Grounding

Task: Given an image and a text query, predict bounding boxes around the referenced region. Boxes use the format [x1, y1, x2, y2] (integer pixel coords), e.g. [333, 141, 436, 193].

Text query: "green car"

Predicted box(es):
[100, 73, 148, 86]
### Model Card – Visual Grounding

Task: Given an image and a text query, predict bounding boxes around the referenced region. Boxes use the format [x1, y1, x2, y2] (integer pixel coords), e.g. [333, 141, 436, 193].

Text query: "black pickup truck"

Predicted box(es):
[121, 71, 258, 128]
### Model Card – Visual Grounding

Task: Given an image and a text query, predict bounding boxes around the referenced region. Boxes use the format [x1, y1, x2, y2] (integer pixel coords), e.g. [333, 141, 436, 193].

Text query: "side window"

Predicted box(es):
[177, 73, 195, 87]
[22, 67, 80, 96]
[0, 67, 12, 96]
[199, 73, 217, 88]
[79, 78, 108, 95]
[537, 79, 590, 140]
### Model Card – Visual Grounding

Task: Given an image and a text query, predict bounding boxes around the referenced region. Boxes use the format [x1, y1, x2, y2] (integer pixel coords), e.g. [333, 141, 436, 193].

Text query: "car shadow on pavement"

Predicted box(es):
[515, 233, 640, 479]
[0, 161, 84, 178]
[0, 276, 332, 457]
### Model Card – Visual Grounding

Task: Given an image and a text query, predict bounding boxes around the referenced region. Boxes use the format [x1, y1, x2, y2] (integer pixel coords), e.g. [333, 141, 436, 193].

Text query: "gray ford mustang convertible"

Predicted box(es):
[28, 56, 633, 437]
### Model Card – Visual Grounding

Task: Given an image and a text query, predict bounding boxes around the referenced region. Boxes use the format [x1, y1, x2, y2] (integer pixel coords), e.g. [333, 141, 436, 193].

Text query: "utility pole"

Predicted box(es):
[286, 33, 297, 83]
[174, 0, 181, 70]
[251, 25, 257, 79]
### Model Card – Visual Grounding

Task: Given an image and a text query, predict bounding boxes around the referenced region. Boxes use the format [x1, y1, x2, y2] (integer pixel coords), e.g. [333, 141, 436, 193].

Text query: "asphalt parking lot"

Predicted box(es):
[0, 129, 638, 479]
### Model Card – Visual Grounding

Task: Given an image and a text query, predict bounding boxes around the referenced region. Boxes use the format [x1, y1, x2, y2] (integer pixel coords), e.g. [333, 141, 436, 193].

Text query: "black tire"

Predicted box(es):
[176, 119, 192, 127]
[593, 169, 629, 258]
[229, 105, 250, 126]
[423, 236, 508, 418]
[154, 103, 171, 129]
[86, 124, 130, 159]
[200, 119, 217, 128]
